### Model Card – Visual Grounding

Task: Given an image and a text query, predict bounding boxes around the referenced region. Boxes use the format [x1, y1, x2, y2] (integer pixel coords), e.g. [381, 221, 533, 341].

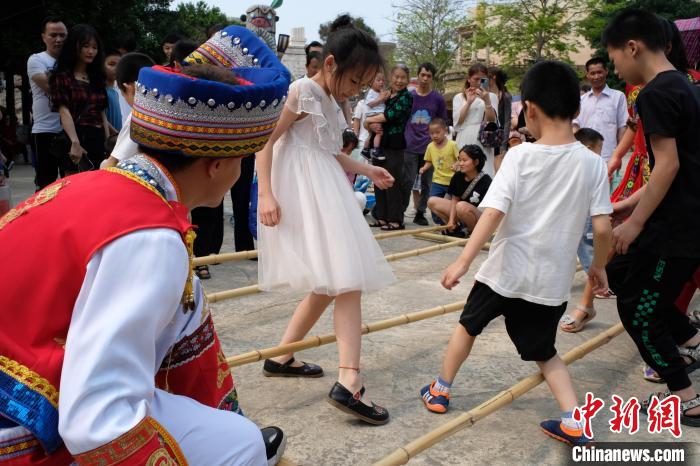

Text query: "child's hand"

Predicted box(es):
[612, 218, 643, 255]
[259, 192, 282, 227]
[446, 221, 456, 231]
[380, 90, 390, 101]
[607, 157, 621, 178]
[418, 166, 426, 175]
[441, 259, 469, 290]
[587, 264, 609, 296]
[369, 166, 394, 189]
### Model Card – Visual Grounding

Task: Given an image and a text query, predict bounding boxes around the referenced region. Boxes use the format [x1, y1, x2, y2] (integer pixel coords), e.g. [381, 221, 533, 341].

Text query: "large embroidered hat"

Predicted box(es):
[130, 25, 291, 158]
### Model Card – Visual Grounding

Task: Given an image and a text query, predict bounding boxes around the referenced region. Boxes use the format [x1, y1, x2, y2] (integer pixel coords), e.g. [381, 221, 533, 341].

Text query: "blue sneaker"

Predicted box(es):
[420, 381, 449, 414]
[540, 419, 590, 446]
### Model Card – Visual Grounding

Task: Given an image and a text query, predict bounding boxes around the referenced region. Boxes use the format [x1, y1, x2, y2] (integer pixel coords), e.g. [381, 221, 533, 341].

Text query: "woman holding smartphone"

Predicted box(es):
[452, 63, 499, 176]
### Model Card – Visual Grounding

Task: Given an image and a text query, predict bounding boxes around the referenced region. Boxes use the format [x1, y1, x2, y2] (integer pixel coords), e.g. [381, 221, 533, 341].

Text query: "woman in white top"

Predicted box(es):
[452, 63, 499, 176]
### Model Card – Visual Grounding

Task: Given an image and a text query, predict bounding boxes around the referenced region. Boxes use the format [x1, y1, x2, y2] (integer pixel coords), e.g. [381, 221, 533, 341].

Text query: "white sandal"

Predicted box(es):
[560, 306, 597, 333]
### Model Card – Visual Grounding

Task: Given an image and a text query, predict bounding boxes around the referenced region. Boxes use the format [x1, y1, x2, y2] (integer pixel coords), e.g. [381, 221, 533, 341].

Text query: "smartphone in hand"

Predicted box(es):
[480, 77, 489, 91]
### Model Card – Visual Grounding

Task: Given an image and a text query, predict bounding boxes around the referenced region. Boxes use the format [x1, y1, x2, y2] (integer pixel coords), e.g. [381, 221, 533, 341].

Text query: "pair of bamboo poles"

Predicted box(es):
[203, 224, 602, 464]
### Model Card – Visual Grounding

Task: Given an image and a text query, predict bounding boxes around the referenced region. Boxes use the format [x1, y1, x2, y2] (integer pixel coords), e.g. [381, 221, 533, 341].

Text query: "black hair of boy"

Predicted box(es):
[460, 144, 486, 172]
[305, 40, 323, 57]
[169, 40, 199, 66]
[115, 52, 155, 92]
[429, 117, 447, 129]
[104, 48, 121, 59]
[342, 129, 359, 150]
[418, 62, 436, 77]
[584, 56, 606, 71]
[161, 32, 184, 46]
[601, 9, 665, 51]
[520, 61, 580, 120]
[306, 51, 322, 67]
[574, 128, 604, 147]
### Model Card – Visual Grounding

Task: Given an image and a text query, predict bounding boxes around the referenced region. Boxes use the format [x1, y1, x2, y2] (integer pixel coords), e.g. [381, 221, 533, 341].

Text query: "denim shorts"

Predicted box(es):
[577, 217, 594, 273]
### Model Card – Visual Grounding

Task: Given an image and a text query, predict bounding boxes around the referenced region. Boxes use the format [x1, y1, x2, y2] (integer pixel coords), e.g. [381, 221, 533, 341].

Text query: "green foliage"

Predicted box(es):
[581, 0, 700, 54]
[318, 14, 378, 43]
[392, 0, 466, 84]
[0, 0, 241, 68]
[470, 0, 592, 66]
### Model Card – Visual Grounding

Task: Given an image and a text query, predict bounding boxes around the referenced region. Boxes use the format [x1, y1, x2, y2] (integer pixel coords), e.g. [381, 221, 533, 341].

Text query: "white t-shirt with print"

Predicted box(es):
[475, 141, 612, 306]
[27, 51, 61, 133]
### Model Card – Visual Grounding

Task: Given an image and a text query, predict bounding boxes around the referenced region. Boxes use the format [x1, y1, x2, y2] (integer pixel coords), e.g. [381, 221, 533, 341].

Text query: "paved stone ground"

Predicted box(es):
[8, 163, 700, 465]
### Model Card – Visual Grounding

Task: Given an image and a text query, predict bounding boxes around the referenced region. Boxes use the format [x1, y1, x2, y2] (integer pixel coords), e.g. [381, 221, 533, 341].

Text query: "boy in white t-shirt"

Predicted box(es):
[100, 53, 155, 169]
[419, 61, 613, 446]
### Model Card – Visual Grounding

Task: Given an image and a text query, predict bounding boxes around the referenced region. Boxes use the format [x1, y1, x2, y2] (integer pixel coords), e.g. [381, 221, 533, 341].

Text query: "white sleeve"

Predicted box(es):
[589, 158, 613, 216]
[572, 96, 584, 127]
[452, 94, 463, 129]
[26, 55, 44, 78]
[616, 92, 628, 129]
[110, 116, 138, 161]
[478, 145, 519, 214]
[58, 228, 189, 454]
[353, 100, 364, 120]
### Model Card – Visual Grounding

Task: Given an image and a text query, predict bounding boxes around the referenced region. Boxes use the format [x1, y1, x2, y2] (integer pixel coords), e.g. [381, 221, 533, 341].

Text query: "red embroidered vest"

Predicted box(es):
[0, 170, 192, 463]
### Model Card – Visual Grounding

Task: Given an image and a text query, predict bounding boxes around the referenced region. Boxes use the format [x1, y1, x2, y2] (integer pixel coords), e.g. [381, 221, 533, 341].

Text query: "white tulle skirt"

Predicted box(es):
[258, 144, 396, 296]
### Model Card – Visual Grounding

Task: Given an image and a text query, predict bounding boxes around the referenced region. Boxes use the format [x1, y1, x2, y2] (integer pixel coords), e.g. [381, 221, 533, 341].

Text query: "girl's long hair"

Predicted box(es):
[54, 23, 105, 88]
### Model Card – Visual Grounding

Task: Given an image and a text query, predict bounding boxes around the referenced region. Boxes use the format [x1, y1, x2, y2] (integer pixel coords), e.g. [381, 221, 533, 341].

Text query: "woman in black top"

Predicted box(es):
[365, 64, 413, 230]
[427, 144, 491, 235]
[49, 24, 108, 172]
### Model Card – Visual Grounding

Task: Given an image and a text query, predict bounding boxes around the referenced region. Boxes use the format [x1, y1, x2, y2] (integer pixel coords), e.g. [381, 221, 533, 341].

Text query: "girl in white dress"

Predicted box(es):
[452, 63, 499, 177]
[256, 16, 396, 425]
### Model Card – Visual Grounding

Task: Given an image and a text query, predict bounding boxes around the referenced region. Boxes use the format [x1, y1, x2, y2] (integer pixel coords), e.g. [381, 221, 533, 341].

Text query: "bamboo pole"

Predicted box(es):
[193, 250, 258, 266]
[193, 226, 449, 266]
[207, 284, 261, 304]
[374, 322, 626, 466]
[413, 232, 466, 243]
[226, 301, 466, 367]
[206, 240, 489, 303]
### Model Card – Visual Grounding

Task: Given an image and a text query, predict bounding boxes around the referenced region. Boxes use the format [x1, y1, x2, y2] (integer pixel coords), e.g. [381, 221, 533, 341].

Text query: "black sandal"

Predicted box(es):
[327, 382, 389, 425]
[262, 357, 324, 378]
[641, 391, 700, 427]
[369, 221, 385, 228]
[194, 265, 211, 280]
[380, 223, 405, 231]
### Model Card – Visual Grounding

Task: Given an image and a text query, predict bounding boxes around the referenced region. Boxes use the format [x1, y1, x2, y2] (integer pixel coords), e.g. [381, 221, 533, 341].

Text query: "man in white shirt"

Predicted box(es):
[573, 57, 627, 162]
[27, 16, 67, 189]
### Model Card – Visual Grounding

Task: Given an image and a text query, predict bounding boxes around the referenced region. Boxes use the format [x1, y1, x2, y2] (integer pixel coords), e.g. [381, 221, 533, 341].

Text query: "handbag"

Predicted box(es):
[478, 120, 504, 149]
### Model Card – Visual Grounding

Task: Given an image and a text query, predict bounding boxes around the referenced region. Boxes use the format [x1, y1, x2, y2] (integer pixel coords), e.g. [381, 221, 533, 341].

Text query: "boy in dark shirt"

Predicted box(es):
[603, 8, 700, 426]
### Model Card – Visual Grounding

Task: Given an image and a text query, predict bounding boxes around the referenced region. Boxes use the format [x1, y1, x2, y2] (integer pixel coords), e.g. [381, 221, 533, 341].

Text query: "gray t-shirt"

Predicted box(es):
[27, 51, 61, 133]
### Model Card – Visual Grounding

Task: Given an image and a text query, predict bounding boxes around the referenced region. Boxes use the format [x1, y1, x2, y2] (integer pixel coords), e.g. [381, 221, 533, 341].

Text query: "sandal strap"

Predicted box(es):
[678, 344, 700, 362]
[682, 395, 700, 412]
[339, 365, 360, 372]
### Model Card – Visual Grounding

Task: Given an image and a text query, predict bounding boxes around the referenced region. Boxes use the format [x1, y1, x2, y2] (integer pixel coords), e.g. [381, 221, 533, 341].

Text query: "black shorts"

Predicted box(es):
[459, 281, 567, 361]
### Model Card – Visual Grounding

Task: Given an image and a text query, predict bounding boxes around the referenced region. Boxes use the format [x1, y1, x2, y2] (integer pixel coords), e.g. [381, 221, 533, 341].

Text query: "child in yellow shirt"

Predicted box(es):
[419, 117, 459, 224]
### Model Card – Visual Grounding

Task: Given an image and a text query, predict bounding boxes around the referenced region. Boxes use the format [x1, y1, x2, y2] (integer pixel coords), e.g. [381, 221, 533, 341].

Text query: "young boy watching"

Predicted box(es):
[603, 9, 700, 426]
[419, 118, 459, 224]
[100, 52, 155, 168]
[560, 128, 605, 333]
[420, 60, 613, 446]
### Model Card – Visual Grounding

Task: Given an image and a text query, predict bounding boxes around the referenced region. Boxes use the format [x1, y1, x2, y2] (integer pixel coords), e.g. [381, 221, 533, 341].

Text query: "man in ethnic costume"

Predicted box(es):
[0, 26, 290, 465]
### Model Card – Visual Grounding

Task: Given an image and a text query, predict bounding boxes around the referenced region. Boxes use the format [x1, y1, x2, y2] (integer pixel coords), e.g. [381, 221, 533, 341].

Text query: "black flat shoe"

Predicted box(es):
[262, 357, 324, 378]
[327, 382, 389, 425]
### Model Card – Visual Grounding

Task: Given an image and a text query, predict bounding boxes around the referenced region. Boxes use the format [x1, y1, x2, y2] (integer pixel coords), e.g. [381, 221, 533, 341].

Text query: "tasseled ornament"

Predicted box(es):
[182, 228, 197, 311]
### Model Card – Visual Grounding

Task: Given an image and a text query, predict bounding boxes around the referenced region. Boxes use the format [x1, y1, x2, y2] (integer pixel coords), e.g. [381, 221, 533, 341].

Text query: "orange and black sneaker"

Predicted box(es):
[420, 381, 450, 414]
[540, 419, 590, 446]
